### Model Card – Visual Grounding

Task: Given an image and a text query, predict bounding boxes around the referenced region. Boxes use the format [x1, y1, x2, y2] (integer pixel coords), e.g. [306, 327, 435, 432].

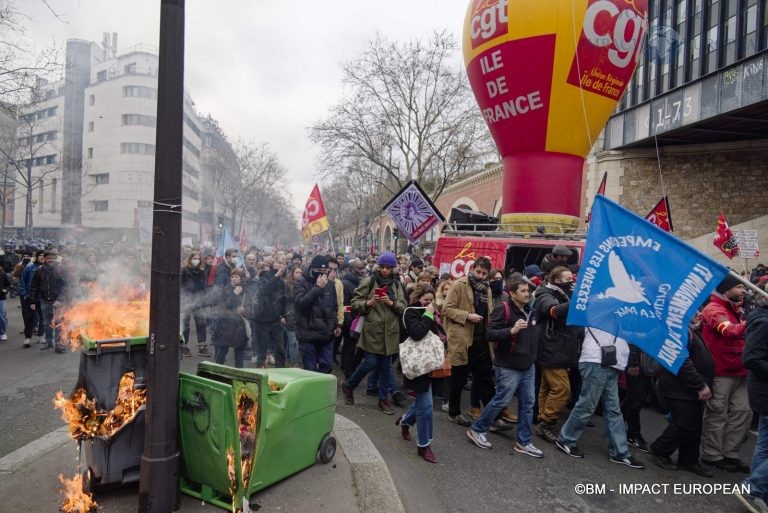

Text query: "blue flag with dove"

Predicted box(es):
[567, 195, 729, 374]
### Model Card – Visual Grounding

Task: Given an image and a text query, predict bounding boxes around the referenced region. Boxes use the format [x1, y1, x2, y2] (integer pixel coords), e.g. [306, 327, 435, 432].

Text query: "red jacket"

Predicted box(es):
[701, 294, 747, 377]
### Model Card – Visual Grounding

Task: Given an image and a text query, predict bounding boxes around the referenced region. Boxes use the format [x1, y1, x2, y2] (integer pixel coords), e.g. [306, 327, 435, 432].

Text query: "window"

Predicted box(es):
[87, 148, 93, 158]
[723, 0, 738, 65]
[690, 0, 704, 79]
[674, 0, 688, 86]
[123, 85, 157, 99]
[124, 62, 137, 74]
[184, 113, 201, 137]
[97, 70, 107, 82]
[51, 178, 57, 212]
[743, 0, 759, 57]
[93, 201, 108, 212]
[120, 142, 156, 155]
[183, 137, 200, 158]
[88, 121, 94, 132]
[45, 154, 56, 165]
[89, 94, 95, 106]
[122, 114, 156, 127]
[34, 134, 44, 143]
[46, 89, 56, 100]
[94, 173, 109, 185]
[46, 131, 56, 141]
[47, 106, 57, 117]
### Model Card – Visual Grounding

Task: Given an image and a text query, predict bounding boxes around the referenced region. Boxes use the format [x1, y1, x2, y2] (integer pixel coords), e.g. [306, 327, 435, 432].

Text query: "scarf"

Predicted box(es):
[468, 273, 489, 305]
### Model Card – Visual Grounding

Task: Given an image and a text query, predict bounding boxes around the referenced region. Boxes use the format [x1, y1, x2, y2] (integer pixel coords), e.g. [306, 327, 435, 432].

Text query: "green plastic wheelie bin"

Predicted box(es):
[178, 362, 337, 512]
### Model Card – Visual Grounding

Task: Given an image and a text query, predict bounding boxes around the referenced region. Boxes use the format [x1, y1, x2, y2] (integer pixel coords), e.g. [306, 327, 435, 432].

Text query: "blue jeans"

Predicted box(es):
[347, 351, 392, 400]
[558, 363, 630, 459]
[214, 345, 245, 368]
[401, 384, 434, 447]
[300, 340, 333, 373]
[284, 329, 299, 365]
[472, 364, 535, 443]
[747, 415, 768, 500]
[0, 298, 6, 335]
[366, 357, 399, 395]
[39, 300, 62, 349]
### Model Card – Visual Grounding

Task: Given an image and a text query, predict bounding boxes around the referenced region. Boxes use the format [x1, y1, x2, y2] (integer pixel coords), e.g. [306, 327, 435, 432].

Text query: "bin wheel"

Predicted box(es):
[82, 468, 94, 494]
[318, 434, 336, 464]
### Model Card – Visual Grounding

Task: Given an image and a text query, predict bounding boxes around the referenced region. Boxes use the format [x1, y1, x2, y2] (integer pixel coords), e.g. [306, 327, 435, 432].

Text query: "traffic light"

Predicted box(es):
[392, 228, 399, 240]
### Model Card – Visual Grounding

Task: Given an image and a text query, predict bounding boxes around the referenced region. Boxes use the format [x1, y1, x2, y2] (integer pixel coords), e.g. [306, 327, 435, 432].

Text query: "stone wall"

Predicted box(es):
[586, 138, 768, 264]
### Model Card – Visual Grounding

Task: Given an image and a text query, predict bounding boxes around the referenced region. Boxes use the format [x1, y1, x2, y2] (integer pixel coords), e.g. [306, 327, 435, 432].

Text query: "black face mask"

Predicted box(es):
[490, 280, 504, 296]
[555, 281, 574, 297]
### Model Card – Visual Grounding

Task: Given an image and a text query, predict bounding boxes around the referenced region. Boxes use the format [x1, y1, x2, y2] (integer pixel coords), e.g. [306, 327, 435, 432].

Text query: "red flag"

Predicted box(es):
[586, 172, 607, 223]
[239, 226, 248, 252]
[301, 184, 330, 242]
[713, 213, 740, 259]
[644, 196, 673, 232]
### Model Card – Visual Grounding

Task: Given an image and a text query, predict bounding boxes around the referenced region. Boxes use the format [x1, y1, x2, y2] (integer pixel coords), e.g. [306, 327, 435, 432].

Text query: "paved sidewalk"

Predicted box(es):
[0, 414, 403, 513]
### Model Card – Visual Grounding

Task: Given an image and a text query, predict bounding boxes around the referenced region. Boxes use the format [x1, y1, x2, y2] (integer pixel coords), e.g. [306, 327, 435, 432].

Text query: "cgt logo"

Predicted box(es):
[302, 198, 320, 228]
[469, 0, 508, 48]
[582, 0, 646, 69]
[449, 242, 482, 278]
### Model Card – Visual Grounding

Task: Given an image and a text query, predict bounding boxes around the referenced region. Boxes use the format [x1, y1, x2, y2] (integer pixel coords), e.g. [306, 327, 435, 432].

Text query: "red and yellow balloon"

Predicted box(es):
[463, 0, 648, 232]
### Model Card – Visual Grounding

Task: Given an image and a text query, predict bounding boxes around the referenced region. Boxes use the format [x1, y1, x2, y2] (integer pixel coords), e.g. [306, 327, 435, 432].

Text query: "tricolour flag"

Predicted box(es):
[382, 181, 445, 243]
[567, 195, 728, 374]
[644, 196, 673, 232]
[301, 184, 330, 242]
[713, 212, 740, 259]
[207, 225, 243, 286]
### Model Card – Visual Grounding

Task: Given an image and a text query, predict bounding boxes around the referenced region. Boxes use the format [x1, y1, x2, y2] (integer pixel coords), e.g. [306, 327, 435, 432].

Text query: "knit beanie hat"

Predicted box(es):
[377, 252, 397, 268]
[309, 255, 330, 271]
[716, 274, 741, 294]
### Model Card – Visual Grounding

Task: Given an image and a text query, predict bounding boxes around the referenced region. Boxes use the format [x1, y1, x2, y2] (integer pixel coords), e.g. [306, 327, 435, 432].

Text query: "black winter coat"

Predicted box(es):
[293, 272, 336, 343]
[487, 300, 537, 370]
[534, 285, 580, 368]
[744, 306, 768, 415]
[29, 264, 66, 303]
[402, 304, 438, 394]
[658, 328, 714, 401]
[181, 266, 206, 296]
[245, 271, 287, 324]
[212, 285, 248, 348]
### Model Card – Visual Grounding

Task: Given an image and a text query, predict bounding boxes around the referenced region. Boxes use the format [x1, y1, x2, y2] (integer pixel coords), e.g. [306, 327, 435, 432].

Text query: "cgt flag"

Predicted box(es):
[713, 212, 740, 259]
[644, 196, 673, 232]
[568, 195, 728, 374]
[301, 184, 331, 242]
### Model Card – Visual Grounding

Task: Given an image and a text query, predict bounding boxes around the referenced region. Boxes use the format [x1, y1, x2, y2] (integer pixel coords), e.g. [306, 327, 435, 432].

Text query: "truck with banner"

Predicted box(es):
[432, 226, 585, 279]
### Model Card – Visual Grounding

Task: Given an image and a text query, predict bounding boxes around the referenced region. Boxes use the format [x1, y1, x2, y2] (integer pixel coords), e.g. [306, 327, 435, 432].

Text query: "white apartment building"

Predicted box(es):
[7, 33, 205, 242]
[81, 38, 203, 241]
[10, 81, 66, 237]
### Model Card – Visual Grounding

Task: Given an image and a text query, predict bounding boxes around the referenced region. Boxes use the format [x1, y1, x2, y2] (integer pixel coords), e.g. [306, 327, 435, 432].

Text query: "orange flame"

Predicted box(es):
[58, 473, 97, 513]
[54, 372, 146, 440]
[61, 285, 149, 349]
[236, 392, 259, 487]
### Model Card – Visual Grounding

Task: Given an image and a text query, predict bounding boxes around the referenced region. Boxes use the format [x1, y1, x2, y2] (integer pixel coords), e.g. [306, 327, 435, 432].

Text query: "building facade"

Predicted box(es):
[6, 33, 212, 243]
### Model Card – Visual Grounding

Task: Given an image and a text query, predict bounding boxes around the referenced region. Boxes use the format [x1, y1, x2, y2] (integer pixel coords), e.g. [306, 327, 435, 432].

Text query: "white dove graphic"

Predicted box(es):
[596, 251, 651, 305]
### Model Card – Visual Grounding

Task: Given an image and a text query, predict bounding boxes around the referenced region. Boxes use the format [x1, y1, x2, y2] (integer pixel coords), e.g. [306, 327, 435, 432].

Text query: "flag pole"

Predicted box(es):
[730, 269, 768, 300]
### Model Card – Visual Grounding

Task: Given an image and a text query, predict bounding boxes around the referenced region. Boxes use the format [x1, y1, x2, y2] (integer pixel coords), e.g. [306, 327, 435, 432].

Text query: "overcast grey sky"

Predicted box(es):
[20, 0, 470, 218]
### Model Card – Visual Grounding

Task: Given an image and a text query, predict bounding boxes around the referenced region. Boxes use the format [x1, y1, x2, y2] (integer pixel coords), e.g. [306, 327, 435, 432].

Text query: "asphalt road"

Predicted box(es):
[335, 370, 757, 513]
[0, 302, 757, 513]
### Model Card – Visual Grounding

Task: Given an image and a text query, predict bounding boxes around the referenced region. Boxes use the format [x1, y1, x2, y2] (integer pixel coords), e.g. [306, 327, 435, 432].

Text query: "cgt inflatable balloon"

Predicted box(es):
[463, 0, 648, 232]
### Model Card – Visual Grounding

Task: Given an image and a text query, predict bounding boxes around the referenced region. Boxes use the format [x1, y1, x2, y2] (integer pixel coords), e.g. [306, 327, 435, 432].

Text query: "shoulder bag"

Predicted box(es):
[399, 307, 446, 379]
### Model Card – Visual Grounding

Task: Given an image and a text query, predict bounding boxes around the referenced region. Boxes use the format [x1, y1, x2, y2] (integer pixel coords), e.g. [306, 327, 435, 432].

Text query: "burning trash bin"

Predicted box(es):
[55, 337, 148, 493]
[178, 362, 337, 512]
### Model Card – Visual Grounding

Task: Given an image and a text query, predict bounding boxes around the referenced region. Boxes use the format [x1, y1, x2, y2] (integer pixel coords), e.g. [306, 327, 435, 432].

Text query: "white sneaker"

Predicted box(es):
[23, 338, 31, 347]
[466, 429, 492, 449]
[514, 442, 544, 458]
[266, 354, 275, 366]
[0, 334, 7, 341]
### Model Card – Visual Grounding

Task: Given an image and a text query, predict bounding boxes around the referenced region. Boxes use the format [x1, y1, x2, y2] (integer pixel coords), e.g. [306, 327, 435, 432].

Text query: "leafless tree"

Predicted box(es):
[0, 103, 62, 236]
[309, 31, 495, 203]
[218, 140, 286, 236]
[1, 0, 62, 104]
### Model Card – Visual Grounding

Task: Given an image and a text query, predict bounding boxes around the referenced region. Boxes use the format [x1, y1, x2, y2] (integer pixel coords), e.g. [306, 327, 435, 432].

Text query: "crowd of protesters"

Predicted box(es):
[173, 242, 768, 499]
[5, 237, 768, 508]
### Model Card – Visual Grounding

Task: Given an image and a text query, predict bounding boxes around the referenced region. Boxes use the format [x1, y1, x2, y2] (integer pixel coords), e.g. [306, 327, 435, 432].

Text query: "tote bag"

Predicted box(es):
[399, 307, 445, 380]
